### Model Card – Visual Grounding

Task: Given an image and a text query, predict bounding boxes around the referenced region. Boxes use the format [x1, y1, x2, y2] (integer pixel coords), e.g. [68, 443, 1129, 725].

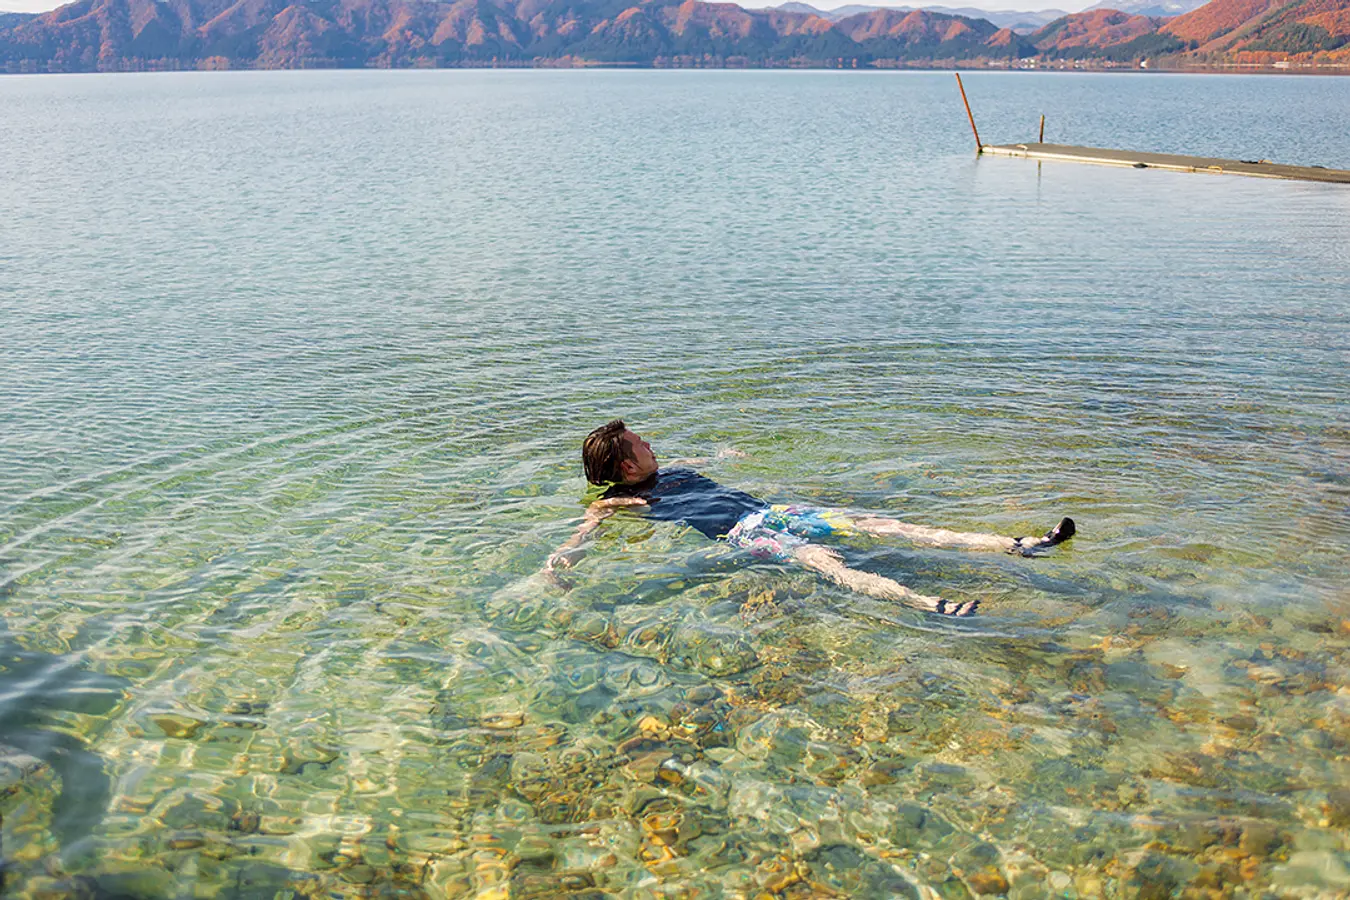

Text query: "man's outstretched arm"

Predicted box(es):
[544, 496, 648, 585]
[665, 447, 746, 466]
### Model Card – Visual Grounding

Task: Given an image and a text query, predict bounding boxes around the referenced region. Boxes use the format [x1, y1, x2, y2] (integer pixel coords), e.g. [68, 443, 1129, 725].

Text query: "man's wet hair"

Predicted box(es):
[583, 419, 630, 485]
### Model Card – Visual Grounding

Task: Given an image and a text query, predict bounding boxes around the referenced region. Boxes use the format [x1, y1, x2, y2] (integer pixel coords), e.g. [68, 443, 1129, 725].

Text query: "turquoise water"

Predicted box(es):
[2, 70, 1349, 899]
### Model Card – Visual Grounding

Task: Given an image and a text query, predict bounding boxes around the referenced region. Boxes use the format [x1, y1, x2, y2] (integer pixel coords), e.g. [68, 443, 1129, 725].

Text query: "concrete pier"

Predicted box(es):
[980, 142, 1350, 185]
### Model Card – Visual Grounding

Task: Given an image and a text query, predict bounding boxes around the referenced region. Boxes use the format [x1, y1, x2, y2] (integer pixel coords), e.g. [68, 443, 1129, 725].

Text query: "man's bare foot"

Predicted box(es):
[1009, 517, 1076, 557]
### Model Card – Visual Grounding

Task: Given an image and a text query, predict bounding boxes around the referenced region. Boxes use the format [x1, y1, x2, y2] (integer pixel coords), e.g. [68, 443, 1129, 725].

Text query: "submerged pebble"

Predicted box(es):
[151, 714, 207, 740]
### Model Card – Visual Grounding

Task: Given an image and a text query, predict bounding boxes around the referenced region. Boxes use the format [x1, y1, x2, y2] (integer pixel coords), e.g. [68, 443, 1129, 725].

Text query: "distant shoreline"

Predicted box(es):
[4, 59, 1350, 76]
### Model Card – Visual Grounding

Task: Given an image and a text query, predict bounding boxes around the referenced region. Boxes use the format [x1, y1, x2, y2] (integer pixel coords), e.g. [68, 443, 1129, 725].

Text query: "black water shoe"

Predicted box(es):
[935, 598, 980, 617]
[1010, 517, 1076, 557]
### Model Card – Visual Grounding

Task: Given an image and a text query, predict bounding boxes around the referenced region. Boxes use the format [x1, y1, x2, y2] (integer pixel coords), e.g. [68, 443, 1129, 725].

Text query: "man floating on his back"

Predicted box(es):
[546, 420, 1075, 616]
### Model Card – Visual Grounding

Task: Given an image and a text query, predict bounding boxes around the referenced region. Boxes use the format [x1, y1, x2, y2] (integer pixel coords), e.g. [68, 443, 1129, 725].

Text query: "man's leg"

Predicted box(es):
[791, 544, 979, 616]
[846, 514, 1075, 556]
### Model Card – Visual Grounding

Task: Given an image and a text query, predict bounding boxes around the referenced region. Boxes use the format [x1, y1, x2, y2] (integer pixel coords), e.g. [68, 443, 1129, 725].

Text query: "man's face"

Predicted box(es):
[619, 430, 658, 482]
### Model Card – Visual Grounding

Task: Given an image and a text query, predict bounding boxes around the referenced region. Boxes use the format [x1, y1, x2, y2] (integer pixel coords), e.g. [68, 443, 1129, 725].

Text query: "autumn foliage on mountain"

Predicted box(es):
[0, 0, 1346, 72]
[1163, 0, 1350, 59]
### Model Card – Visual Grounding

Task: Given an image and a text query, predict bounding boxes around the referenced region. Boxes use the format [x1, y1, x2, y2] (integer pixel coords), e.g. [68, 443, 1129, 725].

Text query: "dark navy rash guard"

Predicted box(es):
[601, 467, 766, 540]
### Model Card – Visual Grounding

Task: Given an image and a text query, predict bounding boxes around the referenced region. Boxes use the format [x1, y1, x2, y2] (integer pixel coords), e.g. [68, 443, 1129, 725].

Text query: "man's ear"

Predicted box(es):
[618, 458, 636, 481]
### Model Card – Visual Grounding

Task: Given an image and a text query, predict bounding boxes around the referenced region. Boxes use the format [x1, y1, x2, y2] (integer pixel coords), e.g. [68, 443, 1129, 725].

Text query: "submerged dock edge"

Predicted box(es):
[982, 142, 1350, 185]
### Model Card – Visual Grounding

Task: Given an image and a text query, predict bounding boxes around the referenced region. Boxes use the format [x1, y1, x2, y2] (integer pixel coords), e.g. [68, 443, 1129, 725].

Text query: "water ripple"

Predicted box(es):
[1, 70, 1348, 900]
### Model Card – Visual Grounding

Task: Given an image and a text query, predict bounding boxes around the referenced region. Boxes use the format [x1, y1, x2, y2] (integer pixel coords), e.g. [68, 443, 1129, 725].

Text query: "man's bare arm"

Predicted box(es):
[665, 448, 747, 466]
[544, 496, 648, 578]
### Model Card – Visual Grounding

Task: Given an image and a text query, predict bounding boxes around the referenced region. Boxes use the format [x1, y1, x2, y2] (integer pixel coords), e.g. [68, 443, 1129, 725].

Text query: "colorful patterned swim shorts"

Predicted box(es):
[724, 505, 856, 563]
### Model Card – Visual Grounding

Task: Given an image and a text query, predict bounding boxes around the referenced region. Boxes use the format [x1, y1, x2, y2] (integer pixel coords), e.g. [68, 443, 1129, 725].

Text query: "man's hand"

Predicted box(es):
[546, 546, 586, 571]
[667, 449, 745, 466]
[543, 545, 588, 591]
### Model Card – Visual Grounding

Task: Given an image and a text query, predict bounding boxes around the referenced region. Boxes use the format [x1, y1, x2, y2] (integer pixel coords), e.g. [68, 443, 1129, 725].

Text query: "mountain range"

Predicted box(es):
[1084, 0, 1206, 17]
[768, 4, 1071, 32]
[765, 1, 1211, 32]
[2, 0, 1346, 71]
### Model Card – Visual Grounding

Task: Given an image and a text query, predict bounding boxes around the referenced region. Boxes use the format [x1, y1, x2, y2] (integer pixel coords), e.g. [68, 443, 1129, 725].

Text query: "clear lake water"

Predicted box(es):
[1, 69, 1349, 899]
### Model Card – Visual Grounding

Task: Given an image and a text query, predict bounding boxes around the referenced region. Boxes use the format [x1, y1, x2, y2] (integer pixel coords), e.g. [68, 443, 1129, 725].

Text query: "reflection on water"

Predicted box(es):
[0, 634, 120, 886]
[1, 70, 1349, 898]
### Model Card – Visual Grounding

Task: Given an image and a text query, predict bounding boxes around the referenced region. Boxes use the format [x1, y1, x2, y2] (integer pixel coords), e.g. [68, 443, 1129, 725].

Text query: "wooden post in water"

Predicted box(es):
[954, 73, 982, 154]
[1039, 114, 1045, 143]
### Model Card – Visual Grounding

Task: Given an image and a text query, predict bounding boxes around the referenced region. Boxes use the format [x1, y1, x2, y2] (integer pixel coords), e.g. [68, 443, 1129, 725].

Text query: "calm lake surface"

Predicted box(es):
[2, 70, 1349, 899]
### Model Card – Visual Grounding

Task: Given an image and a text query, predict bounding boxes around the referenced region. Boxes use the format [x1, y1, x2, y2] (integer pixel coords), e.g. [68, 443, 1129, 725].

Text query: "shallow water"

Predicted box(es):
[2, 70, 1349, 899]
